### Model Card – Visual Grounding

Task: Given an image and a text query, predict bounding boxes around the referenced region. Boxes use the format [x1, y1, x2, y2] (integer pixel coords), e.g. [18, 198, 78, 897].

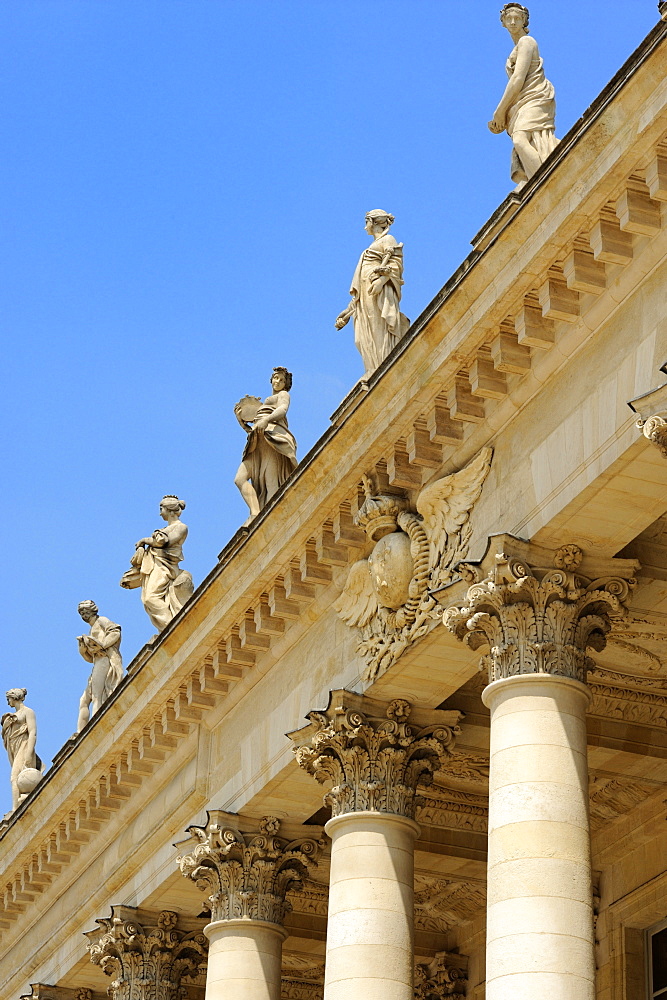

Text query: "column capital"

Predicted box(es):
[177, 813, 323, 925]
[289, 690, 462, 820]
[629, 365, 667, 457]
[84, 906, 207, 1000]
[414, 951, 468, 998]
[442, 535, 637, 685]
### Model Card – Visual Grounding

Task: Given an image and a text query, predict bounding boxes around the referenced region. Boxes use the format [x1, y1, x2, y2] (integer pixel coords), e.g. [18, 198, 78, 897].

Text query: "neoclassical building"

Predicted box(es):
[3, 13, 667, 1000]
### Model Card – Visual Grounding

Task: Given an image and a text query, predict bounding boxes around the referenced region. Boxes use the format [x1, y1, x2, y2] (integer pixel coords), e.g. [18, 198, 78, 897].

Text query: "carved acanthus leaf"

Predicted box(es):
[84, 908, 207, 1000]
[177, 814, 322, 924]
[415, 951, 468, 998]
[291, 692, 462, 820]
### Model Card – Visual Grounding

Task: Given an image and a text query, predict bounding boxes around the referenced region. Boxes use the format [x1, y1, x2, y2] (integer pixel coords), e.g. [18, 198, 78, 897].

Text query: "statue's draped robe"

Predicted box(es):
[243, 399, 298, 510]
[505, 39, 558, 184]
[349, 234, 410, 373]
[139, 522, 192, 630]
[81, 616, 123, 702]
[1, 713, 41, 773]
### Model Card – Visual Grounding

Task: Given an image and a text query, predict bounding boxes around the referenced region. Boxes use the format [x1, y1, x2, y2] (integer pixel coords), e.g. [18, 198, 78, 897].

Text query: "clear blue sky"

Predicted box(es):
[0, 0, 658, 813]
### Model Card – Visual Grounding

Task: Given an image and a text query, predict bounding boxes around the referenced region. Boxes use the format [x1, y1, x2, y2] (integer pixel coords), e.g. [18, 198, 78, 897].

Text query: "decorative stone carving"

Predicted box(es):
[414, 952, 468, 998]
[2, 687, 43, 815]
[21, 988, 96, 1000]
[588, 667, 667, 728]
[281, 981, 323, 1000]
[628, 367, 667, 457]
[76, 600, 123, 733]
[442, 536, 637, 684]
[290, 690, 462, 820]
[335, 448, 492, 681]
[120, 496, 194, 632]
[85, 907, 207, 1000]
[234, 367, 298, 520]
[414, 874, 486, 933]
[177, 813, 322, 925]
[417, 786, 488, 833]
[335, 210, 409, 374]
[637, 414, 667, 458]
[588, 774, 659, 831]
[489, 4, 558, 189]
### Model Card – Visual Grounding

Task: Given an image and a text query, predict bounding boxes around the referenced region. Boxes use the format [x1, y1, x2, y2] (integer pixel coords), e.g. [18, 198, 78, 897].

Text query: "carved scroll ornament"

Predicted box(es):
[637, 413, 667, 459]
[414, 951, 468, 998]
[443, 544, 636, 684]
[291, 692, 462, 820]
[335, 448, 492, 681]
[85, 908, 207, 1000]
[177, 814, 322, 925]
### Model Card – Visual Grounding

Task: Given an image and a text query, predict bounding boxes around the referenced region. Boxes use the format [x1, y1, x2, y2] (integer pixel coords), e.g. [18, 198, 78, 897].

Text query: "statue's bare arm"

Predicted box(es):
[489, 36, 536, 131]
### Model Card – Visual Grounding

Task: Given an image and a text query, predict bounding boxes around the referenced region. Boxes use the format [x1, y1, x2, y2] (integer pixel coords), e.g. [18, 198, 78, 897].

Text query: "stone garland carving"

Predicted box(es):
[76, 600, 123, 733]
[178, 814, 322, 925]
[443, 544, 635, 684]
[414, 874, 486, 933]
[281, 981, 324, 1000]
[414, 952, 468, 998]
[335, 448, 492, 682]
[120, 495, 194, 632]
[85, 908, 207, 1000]
[21, 989, 95, 1000]
[335, 209, 409, 374]
[636, 413, 667, 459]
[291, 692, 462, 820]
[417, 787, 488, 834]
[588, 774, 659, 831]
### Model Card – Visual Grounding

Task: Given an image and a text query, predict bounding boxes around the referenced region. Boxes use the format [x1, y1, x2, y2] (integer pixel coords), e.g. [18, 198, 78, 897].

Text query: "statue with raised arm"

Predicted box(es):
[120, 495, 194, 631]
[234, 367, 298, 521]
[489, 4, 558, 189]
[2, 688, 43, 815]
[75, 600, 124, 733]
[335, 210, 410, 375]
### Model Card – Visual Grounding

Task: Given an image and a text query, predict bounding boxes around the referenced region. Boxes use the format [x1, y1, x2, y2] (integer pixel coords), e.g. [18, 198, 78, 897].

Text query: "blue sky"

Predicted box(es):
[0, 0, 658, 814]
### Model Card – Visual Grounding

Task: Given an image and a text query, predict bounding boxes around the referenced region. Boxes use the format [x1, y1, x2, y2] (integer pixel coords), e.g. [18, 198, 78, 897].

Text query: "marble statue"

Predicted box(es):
[489, 4, 558, 188]
[234, 367, 298, 520]
[335, 210, 410, 374]
[2, 688, 43, 815]
[76, 600, 124, 733]
[120, 496, 194, 631]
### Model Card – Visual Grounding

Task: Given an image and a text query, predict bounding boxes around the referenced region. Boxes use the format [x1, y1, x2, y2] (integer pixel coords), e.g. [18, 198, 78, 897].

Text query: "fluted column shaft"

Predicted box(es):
[444, 540, 636, 1000]
[291, 692, 461, 1000]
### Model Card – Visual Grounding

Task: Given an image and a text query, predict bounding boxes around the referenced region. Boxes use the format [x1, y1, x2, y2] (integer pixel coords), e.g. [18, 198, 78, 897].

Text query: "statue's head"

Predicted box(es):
[365, 209, 395, 236]
[271, 366, 293, 391]
[500, 3, 529, 31]
[6, 688, 27, 707]
[159, 495, 186, 521]
[78, 599, 98, 622]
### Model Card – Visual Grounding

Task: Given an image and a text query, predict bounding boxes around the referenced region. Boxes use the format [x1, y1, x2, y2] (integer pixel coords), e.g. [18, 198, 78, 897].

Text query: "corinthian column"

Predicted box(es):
[444, 537, 637, 1000]
[291, 692, 462, 1000]
[85, 906, 207, 1000]
[178, 813, 322, 1000]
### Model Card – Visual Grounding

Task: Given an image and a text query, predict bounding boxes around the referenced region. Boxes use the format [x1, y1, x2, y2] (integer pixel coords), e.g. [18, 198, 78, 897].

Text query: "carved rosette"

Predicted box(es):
[291, 692, 462, 820]
[637, 414, 667, 459]
[414, 951, 468, 998]
[177, 814, 322, 925]
[443, 545, 636, 685]
[84, 908, 207, 1000]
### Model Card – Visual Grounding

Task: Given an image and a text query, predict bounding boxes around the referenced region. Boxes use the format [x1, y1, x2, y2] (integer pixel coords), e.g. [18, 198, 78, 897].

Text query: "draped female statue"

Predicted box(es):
[75, 600, 124, 733]
[335, 210, 409, 374]
[120, 496, 194, 631]
[488, 4, 558, 188]
[234, 367, 298, 521]
[2, 688, 43, 814]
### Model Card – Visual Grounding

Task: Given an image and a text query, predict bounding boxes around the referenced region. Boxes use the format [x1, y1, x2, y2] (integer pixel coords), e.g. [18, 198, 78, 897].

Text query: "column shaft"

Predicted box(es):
[205, 919, 287, 1000]
[483, 675, 595, 1000]
[323, 811, 419, 1000]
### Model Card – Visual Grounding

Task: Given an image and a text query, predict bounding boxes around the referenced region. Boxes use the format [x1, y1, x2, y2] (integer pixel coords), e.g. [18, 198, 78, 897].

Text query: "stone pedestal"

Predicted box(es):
[291, 691, 462, 1000]
[204, 918, 287, 1000]
[178, 813, 322, 1000]
[484, 674, 594, 1000]
[443, 537, 637, 1000]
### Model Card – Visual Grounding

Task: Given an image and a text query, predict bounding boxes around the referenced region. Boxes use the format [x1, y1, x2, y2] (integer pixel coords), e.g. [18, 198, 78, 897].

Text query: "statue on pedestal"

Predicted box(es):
[75, 600, 124, 733]
[2, 688, 43, 815]
[120, 496, 194, 632]
[234, 367, 298, 521]
[335, 210, 409, 374]
[488, 4, 558, 188]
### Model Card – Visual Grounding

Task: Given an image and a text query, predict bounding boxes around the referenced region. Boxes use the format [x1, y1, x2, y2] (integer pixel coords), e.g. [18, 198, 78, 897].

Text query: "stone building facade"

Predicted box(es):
[3, 15, 667, 1000]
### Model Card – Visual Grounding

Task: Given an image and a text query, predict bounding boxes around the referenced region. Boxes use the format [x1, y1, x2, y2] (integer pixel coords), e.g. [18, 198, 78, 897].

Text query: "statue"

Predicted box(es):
[2, 688, 43, 815]
[234, 367, 298, 521]
[335, 210, 410, 374]
[120, 496, 194, 632]
[75, 600, 124, 733]
[488, 4, 558, 189]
